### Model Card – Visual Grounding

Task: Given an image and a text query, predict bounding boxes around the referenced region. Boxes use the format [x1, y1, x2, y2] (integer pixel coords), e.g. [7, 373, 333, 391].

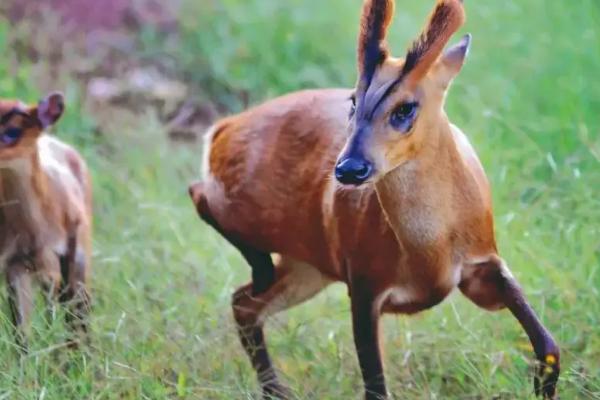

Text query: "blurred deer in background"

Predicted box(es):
[0, 92, 92, 349]
[189, 0, 560, 398]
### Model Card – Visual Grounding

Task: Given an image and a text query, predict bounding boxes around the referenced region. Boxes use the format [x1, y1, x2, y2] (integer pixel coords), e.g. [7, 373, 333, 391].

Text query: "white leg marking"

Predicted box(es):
[258, 257, 331, 325]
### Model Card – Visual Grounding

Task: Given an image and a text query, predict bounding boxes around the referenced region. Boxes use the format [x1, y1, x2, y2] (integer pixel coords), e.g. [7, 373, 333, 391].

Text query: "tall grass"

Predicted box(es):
[0, 0, 599, 398]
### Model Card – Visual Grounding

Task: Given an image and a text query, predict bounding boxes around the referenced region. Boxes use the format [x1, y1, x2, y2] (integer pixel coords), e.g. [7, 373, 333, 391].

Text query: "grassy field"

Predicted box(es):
[1, 0, 599, 398]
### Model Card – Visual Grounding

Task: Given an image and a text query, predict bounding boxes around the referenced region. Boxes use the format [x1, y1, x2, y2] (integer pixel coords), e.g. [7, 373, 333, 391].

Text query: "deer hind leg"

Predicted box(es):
[5, 258, 34, 351]
[232, 255, 331, 399]
[459, 255, 560, 399]
[58, 235, 91, 347]
[189, 180, 275, 294]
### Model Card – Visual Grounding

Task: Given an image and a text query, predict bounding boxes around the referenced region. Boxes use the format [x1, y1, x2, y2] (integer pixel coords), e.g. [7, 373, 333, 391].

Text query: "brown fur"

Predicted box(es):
[0, 95, 92, 347]
[189, 0, 560, 398]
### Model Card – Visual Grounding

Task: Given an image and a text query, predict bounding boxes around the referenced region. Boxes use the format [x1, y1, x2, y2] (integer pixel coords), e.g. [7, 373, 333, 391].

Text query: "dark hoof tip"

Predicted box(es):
[534, 354, 560, 399]
[263, 383, 291, 399]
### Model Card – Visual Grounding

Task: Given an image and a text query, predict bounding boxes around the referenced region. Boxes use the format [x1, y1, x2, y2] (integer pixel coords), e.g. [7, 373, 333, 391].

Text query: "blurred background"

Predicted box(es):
[0, 0, 599, 398]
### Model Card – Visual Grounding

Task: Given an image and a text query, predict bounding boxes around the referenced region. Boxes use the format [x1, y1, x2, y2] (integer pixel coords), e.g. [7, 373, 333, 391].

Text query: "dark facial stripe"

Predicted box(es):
[358, 44, 429, 122]
[347, 123, 371, 158]
[363, 77, 402, 121]
[0, 108, 39, 127]
[338, 121, 373, 171]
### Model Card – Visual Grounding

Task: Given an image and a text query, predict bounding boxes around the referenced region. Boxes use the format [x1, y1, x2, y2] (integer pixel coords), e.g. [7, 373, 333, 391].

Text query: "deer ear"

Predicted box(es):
[402, 0, 465, 85]
[357, 0, 395, 85]
[436, 33, 471, 86]
[36, 92, 65, 128]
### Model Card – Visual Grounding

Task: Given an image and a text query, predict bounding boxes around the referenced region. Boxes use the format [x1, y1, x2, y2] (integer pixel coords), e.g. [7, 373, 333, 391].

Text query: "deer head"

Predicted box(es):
[0, 92, 65, 162]
[335, 0, 470, 186]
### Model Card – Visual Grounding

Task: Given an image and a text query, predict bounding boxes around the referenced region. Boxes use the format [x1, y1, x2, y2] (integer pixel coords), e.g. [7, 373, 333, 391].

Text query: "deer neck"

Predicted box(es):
[375, 120, 460, 247]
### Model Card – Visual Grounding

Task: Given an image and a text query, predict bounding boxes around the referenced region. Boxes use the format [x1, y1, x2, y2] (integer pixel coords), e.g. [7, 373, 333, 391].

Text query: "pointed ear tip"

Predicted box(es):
[456, 33, 472, 53]
[40, 91, 65, 105]
[48, 91, 65, 101]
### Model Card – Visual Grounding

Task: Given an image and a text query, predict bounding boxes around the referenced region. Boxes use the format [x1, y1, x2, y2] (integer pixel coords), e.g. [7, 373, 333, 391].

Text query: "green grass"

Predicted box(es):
[1, 0, 599, 398]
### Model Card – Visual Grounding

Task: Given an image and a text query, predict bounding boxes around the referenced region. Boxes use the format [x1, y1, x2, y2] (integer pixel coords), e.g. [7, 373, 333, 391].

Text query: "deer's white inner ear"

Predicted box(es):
[441, 33, 471, 74]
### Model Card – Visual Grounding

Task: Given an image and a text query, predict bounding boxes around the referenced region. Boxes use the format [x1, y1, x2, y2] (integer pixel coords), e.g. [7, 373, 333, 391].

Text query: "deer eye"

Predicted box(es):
[390, 101, 419, 132]
[1, 127, 23, 146]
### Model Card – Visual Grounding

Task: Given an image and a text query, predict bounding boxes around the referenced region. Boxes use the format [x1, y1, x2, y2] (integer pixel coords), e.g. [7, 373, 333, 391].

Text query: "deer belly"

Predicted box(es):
[379, 257, 463, 315]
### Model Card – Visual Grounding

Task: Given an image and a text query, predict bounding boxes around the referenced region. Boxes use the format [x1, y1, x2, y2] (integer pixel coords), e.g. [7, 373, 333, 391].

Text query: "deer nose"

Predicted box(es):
[335, 158, 373, 185]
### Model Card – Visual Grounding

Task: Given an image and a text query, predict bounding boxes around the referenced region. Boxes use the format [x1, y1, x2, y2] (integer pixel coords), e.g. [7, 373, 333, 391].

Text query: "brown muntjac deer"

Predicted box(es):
[188, 0, 560, 398]
[0, 92, 92, 349]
